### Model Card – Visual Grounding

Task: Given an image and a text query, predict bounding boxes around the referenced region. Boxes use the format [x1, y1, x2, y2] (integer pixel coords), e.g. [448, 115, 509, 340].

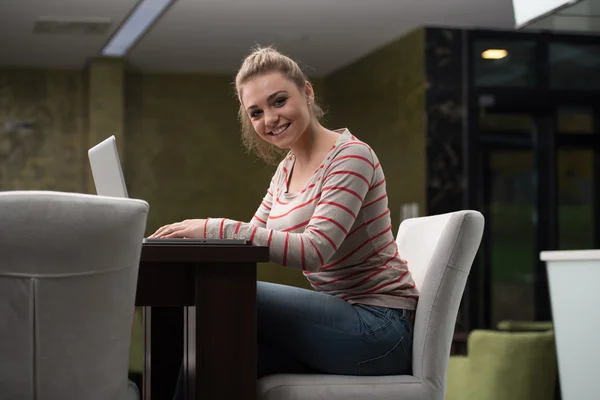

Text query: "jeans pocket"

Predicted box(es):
[357, 335, 411, 376]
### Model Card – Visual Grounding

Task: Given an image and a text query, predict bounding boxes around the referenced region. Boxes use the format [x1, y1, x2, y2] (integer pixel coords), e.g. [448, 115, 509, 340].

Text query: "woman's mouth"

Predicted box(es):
[269, 123, 291, 136]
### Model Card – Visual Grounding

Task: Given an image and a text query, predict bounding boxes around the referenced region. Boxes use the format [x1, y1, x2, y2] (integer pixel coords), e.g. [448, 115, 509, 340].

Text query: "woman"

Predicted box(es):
[151, 46, 419, 383]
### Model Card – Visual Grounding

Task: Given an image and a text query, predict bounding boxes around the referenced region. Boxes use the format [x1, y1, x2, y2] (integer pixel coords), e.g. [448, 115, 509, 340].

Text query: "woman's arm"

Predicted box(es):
[205, 144, 376, 272]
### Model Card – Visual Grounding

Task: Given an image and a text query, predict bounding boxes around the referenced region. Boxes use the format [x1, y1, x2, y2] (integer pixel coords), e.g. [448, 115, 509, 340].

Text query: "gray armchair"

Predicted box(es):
[0, 191, 148, 400]
[258, 210, 485, 400]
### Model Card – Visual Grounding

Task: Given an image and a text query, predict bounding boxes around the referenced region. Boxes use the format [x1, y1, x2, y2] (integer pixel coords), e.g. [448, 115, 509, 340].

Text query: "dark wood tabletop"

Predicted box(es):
[136, 243, 269, 400]
[140, 243, 270, 264]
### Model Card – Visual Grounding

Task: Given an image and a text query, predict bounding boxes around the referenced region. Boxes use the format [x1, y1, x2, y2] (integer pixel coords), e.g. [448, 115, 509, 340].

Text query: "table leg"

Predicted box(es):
[143, 307, 184, 400]
[184, 262, 257, 400]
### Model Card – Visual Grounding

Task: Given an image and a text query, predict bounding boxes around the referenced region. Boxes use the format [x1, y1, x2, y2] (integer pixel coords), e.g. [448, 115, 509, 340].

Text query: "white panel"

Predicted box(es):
[524, 0, 600, 33]
[512, 0, 578, 27]
[545, 257, 600, 400]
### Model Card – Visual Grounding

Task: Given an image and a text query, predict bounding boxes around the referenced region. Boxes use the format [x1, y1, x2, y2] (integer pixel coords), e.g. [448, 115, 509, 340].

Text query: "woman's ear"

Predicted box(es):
[304, 81, 315, 104]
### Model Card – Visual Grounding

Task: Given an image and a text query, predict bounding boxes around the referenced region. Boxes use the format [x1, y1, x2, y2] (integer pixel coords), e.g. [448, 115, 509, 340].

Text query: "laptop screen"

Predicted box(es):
[88, 135, 129, 198]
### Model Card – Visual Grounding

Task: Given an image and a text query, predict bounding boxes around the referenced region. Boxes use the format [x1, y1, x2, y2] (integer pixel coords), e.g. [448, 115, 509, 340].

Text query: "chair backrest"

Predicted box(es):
[396, 210, 484, 398]
[0, 191, 149, 400]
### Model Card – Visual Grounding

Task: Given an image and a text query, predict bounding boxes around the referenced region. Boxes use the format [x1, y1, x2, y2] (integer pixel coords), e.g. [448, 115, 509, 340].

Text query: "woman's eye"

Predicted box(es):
[273, 97, 287, 107]
[250, 110, 262, 119]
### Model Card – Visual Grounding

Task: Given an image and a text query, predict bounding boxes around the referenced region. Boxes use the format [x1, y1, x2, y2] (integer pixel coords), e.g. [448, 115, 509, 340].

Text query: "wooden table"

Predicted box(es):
[135, 243, 270, 400]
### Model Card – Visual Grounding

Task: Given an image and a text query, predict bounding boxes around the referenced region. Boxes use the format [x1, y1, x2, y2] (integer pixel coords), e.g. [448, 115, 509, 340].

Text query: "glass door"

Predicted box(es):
[478, 113, 537, 327]
[483, 147, 536, 325]
[464, 28, 600, 331]
[476, 107, 599, 328]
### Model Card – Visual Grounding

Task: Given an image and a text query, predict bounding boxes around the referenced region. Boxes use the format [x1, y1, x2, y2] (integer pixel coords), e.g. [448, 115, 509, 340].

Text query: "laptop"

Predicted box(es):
[88, 135, 249, 245]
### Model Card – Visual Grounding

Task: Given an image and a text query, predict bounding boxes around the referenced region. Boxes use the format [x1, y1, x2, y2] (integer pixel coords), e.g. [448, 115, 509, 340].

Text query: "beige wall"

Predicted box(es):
[0, 68, 86, 192]
[87, 58, 126, 193]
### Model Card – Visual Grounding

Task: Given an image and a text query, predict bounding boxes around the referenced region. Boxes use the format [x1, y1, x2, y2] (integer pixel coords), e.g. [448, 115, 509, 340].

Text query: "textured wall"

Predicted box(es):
[124, 71, 270, 226]
[0, 68, 86, 192]
[87, 58, 125, 193]
[322, 28, 427, 233]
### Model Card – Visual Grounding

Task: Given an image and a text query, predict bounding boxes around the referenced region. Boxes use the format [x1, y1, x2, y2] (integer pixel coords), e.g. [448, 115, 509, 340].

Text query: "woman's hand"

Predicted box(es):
[149, 219, 207, 239]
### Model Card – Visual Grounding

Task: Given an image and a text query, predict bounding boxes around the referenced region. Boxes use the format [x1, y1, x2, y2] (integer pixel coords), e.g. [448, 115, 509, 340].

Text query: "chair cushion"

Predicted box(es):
[258, 373, 422, 400]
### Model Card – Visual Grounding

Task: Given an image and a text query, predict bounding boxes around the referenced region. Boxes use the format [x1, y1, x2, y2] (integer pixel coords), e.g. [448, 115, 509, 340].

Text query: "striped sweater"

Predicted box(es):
[205, 129, 419, 310]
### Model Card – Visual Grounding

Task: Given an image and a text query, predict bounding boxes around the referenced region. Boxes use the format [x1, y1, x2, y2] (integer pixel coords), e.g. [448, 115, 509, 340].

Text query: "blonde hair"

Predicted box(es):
[234, 46, 325, 165]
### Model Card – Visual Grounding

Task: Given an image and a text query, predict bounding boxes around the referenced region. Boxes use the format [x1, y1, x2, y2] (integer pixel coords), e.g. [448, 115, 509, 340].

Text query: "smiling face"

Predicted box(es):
[239, 71, 314, 150]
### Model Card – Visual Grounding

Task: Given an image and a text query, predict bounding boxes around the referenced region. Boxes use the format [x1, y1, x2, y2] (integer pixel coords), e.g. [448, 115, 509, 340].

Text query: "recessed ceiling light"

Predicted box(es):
[482, 49, 508, 60]
[101, 0, 173, 57]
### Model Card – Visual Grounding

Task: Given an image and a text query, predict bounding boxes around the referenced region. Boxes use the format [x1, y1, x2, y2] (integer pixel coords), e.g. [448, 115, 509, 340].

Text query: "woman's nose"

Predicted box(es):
[264, 110, 279, 127]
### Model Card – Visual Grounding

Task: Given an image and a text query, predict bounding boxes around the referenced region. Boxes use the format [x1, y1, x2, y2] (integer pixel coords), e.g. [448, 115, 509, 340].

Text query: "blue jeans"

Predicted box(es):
[257, 281, 413, 377]
[174, 281, 413, 398]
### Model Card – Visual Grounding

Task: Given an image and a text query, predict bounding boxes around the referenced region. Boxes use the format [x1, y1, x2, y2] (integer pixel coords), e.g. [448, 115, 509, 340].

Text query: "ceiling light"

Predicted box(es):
[481, 49, 508, 60]
[101, 0, 173, 57]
